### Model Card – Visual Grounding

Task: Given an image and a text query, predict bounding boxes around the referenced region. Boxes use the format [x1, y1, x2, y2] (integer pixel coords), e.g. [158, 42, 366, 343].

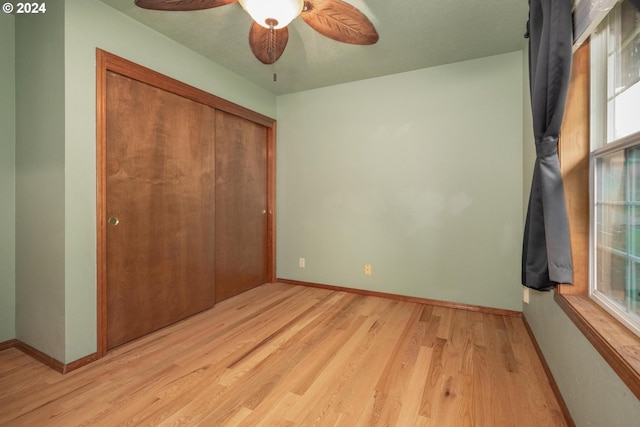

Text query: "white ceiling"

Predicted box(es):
[98, 0, 529, 95]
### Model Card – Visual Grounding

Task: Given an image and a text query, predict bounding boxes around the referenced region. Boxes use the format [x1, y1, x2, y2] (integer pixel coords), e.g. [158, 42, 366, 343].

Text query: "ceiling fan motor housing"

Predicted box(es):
[238, 0, 304, 29]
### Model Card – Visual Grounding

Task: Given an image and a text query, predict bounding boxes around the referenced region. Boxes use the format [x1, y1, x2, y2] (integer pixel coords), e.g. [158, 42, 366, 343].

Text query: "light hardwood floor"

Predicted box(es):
[0, 283, 567, 426]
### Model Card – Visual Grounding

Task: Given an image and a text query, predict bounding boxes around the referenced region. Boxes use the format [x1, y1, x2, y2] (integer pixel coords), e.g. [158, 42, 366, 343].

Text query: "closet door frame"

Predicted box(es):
[96, 49, 276, 358]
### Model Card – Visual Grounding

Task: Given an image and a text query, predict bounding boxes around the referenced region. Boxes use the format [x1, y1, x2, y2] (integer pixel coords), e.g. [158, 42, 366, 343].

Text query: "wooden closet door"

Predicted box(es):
[215, 110, 269, 301]
[105, 71, 216, 349]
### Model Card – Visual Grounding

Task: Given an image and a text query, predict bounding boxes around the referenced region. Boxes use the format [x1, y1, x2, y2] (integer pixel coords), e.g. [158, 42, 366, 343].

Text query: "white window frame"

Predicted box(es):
[589, 1, 640, 337]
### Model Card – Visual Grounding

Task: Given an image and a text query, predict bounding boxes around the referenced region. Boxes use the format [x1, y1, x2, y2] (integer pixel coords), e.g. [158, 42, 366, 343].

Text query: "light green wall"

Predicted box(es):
[276, 52, 524, 311]
[0, 13, 16, 343]
[14, 3, 66, 361]
[521, 43, 640, 426]
[524, 292, 640, 426]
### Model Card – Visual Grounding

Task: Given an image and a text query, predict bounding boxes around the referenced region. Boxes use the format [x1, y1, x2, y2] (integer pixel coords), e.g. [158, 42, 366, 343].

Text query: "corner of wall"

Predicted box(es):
[0, 11, 16, 343]
[14, 0, 66, 362]
[276, 52, 525, 311]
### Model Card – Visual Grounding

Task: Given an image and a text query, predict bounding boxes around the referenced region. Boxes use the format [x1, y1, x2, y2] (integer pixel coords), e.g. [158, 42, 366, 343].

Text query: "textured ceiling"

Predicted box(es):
[98, 0, 529, 95]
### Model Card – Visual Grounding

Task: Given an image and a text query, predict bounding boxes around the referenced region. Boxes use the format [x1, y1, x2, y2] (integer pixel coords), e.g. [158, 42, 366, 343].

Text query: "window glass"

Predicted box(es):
[606, 2, 640, 142]
[595, 147, 640, 324]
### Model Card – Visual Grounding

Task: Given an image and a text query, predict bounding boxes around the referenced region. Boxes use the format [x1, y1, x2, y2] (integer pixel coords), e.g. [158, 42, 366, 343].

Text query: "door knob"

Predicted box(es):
[108, 217, 120, 226]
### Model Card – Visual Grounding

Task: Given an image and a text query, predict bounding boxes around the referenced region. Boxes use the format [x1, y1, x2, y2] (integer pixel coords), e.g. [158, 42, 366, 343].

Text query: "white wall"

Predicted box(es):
[276, 52, 524, 311]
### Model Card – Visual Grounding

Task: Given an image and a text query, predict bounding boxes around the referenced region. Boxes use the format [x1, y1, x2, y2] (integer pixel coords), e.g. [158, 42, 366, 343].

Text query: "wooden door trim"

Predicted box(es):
[96, 50, 275, 127]
[96, 49, 277, 357]
[267, 122, 277, 283]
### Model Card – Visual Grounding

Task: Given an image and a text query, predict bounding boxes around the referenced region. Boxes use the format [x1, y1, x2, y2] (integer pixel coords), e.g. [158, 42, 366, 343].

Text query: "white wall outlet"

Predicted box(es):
[523, 286, 530, 304]
[299, 258, 305, 268]
[364, 264, 372, 275]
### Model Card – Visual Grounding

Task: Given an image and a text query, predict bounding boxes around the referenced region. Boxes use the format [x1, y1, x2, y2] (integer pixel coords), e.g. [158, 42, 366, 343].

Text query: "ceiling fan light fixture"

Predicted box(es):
[238, 0, 304, 29]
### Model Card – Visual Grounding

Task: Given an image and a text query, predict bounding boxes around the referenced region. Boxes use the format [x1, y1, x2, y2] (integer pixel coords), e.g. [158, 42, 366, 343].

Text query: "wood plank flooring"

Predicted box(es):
[0, 283, 567, 426]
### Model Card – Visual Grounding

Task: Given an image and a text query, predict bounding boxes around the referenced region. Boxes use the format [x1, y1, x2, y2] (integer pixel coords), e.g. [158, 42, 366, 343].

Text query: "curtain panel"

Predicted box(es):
[522, 0, 574, 290]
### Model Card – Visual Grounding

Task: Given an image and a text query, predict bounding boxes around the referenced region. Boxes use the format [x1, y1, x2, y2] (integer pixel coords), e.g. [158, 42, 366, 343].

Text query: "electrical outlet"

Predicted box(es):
[364, 264, 372, 275]
[523, 287, 530, 304]
[299, 258, 305, 268]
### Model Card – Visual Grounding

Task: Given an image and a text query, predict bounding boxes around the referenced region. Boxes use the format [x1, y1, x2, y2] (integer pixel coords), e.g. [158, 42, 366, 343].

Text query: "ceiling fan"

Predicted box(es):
[134, 0, 379, 64]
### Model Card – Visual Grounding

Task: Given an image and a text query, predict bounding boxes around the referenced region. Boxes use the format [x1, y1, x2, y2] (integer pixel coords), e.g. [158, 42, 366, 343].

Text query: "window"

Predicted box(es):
[591, 0, 640, 336]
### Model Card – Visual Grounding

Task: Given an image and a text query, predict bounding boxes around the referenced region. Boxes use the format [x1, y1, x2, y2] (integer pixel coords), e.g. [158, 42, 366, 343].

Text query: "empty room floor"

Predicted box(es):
[0, 282, 567, 426]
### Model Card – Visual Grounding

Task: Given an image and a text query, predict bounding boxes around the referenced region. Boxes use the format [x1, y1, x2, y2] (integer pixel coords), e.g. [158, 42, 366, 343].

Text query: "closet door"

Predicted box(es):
[105, 71, 216, 349]
[215, 110, 269, 301]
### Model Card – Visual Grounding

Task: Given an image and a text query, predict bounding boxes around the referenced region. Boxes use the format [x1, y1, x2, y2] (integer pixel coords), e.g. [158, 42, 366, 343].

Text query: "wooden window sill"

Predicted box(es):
[554, 293, 640, 399]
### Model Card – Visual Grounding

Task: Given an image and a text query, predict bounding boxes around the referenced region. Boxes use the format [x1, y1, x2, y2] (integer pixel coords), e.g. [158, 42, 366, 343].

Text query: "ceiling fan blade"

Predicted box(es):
[134, 0, 237, 11]
[300, 0, 378, 45]
[249, 22, 289, 64]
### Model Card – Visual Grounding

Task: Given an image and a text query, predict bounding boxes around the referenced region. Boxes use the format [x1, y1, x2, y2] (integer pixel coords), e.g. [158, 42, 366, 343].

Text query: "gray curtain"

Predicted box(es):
[522, 0, 573, 290]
